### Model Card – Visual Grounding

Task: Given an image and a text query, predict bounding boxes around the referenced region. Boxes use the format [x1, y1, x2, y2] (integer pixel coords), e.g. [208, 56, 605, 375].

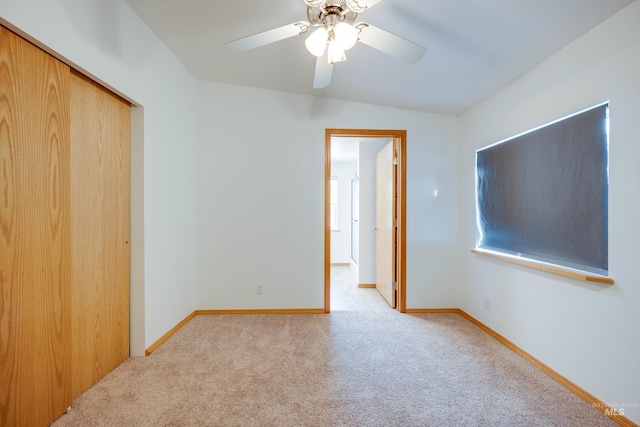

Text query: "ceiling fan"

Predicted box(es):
[224, 0, 427, 89]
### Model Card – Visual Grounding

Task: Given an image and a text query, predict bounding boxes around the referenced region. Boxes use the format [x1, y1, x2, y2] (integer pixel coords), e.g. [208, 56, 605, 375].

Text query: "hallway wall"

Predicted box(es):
[330, 161, 357, 264]
[357, 139, 391, 285]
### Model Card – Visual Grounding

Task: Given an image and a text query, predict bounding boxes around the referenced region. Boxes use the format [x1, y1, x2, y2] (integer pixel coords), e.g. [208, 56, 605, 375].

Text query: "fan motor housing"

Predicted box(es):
[307, 1, 358, 27]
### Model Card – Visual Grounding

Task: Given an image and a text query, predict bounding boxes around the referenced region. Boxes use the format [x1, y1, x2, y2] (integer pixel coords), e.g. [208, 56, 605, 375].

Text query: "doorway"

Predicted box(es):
[325, 129, 407, 313]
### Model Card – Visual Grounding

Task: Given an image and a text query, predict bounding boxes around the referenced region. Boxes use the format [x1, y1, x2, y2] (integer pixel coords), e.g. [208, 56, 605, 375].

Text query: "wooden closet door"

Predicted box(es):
[0, 26, 72, 426]
[69, 71, 130, 398]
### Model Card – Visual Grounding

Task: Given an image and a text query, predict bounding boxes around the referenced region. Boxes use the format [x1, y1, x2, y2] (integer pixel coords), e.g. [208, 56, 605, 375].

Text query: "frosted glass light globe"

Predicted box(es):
[334, 22, 358, 51]
[305, 27, 329, 57]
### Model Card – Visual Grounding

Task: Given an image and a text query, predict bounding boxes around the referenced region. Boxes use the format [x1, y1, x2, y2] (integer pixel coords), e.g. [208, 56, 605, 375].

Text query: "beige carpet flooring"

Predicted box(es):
[51, 269, 617, 426]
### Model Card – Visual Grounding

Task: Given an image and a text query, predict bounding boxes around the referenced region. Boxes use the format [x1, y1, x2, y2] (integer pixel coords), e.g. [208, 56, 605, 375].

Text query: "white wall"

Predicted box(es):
[0, 0, 199, 353]
[358, 139, 391, 285]
[330, 161, 357, 264]
[459, 2, 640, 423]
[196, 82, 460, 309]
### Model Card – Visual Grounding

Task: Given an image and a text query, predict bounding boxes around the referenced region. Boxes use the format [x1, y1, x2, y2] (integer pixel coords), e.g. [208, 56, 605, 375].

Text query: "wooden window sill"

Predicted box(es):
[471, 248, 614, 285]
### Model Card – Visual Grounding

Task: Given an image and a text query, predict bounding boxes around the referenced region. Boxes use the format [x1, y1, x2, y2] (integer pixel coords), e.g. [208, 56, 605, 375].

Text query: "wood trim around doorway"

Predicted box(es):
[325, 129, 407, 313]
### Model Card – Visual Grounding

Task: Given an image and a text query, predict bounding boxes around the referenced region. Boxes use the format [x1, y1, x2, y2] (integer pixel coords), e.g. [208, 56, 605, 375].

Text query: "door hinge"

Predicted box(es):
[392, 281, 398, 290]
[393, 219, 398, 228]
[393, 157, 398, 165]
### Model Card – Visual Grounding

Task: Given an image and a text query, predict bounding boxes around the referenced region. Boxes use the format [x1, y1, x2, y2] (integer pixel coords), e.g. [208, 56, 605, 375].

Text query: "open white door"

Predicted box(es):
[375, 139, 397, 307]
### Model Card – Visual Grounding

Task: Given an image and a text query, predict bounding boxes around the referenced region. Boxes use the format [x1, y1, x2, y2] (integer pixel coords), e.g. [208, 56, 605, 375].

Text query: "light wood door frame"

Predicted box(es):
[325, 129, 407, 313]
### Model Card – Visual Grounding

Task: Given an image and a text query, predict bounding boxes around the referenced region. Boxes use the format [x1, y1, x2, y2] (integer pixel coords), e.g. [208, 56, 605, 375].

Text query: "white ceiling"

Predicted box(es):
[125, 0, 634, 116]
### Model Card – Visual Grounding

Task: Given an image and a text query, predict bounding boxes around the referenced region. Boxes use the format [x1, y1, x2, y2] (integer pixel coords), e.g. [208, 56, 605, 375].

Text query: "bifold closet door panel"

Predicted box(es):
[69, 71, 131, 398]
[0, 26, 72, 426]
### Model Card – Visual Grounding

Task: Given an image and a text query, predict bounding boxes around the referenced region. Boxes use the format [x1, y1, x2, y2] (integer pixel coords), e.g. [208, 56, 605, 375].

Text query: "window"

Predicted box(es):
[475, 102, 609, 276]
[330, 176, 338, 230]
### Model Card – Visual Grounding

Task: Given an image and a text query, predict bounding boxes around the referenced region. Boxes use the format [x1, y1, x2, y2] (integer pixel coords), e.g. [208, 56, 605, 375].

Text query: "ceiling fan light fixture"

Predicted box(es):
[305, 27, 329, 57]
[225, 0, 427, 89]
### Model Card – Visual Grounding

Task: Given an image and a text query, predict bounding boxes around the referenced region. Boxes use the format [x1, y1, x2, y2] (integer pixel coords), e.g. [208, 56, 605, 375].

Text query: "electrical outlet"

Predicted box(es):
[484, 297, 491, 311]
[256, 284, 263, 295]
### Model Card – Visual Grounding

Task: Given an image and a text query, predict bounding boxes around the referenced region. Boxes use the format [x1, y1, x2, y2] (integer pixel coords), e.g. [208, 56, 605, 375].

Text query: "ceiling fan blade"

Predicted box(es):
[225, 21, 310, 53]
[356, 23, 426, 64]
[313, 55, 333, 89]
[345, 0, 386, 13]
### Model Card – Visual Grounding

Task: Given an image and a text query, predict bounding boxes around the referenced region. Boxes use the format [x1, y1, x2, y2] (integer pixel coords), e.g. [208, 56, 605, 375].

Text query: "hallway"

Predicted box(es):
[330, 266, 391, 312]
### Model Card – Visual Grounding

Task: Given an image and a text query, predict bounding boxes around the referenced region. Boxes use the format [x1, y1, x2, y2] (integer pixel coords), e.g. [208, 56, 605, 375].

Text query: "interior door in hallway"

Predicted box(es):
[350, 175, 359, 264]
[375, 139, 397, 308]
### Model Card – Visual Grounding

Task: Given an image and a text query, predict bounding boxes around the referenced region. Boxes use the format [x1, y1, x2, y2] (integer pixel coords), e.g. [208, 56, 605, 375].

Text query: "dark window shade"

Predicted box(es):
[476, 103, 609, 275]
